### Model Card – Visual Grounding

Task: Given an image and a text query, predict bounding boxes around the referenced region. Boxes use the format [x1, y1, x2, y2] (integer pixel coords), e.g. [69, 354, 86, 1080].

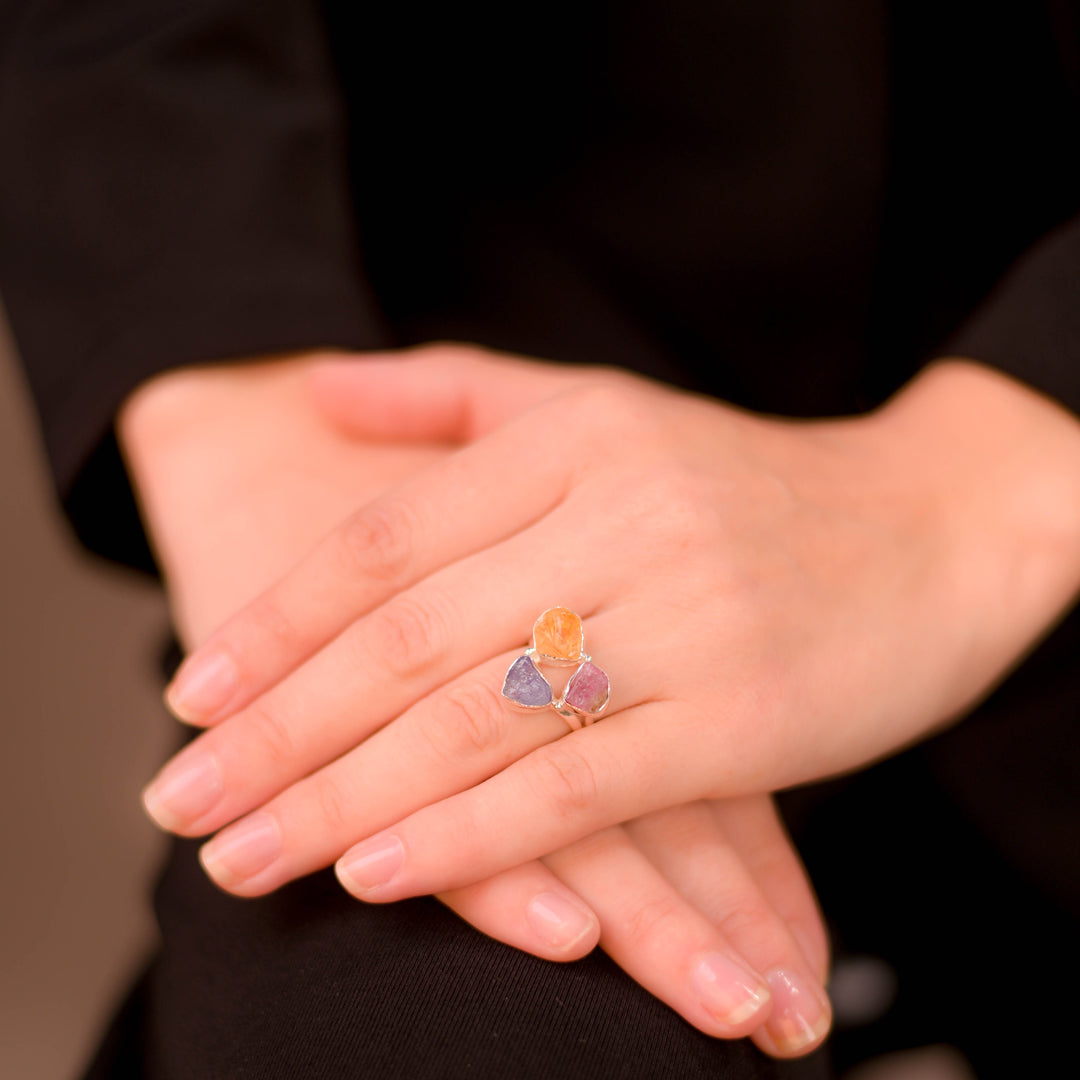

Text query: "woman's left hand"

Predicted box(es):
[143, 343, 1080, 910]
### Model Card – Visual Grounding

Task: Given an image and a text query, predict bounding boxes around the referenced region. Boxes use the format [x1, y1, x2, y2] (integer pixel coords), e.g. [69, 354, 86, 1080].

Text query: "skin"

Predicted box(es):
[119, 351, 830, 1056]
[125, 343, 1080, 1055]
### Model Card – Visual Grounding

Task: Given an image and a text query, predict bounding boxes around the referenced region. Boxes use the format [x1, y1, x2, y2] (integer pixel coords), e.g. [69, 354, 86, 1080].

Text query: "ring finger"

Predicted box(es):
[141, 496, 623, 839]
[196, 620, 655, 895]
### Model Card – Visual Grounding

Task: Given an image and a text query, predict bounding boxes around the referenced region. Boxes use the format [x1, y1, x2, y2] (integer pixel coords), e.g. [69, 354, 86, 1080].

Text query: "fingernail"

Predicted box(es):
[200, 812, 281, 887]
[337, 836, 405, 894]
[165, 651, 238, 723]
[142, 751, 222, 830]
[693, 952, 772, 1026]
[526, 891, 597, 950]
[763, 968, 832, 1053]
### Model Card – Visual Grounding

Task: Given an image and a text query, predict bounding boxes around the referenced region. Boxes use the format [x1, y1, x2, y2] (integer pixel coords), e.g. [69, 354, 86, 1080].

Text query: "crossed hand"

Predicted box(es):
[129, 344, 1080, 1058]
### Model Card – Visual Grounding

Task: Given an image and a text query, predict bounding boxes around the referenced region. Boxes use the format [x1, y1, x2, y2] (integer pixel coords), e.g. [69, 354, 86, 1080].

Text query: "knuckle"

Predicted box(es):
[570, 382, 643, 434]
[312, 772, 355, 834]
[371, 593, 448, 678]
[338, 500, 417, 583]
[611, 468, 713, 553]
[247, 698, 300, 770]
[744, 837, 796, 886]
[533, 742, 601, 820]
[619, 472, 676, 526]
[717, 901, 781, 962]
[424, 681, 509, 764]
[245, 593, 302, 653]
[644, 469, 706, 522]
[620, 893, 686, 947]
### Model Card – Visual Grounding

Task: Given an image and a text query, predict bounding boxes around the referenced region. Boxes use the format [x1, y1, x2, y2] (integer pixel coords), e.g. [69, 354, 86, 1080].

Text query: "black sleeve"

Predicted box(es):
[945, 212, 1080, 416]
[0, 0, 391, 568]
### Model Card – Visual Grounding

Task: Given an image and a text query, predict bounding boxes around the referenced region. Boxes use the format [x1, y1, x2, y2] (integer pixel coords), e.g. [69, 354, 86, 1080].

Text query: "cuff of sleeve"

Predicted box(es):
[943, 213, 1080, 418]
[43, 284, 393, 572]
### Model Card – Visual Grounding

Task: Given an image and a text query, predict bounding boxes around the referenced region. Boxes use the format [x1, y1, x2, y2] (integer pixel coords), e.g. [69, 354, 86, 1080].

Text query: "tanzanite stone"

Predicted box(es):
[502, 655, 552, 708]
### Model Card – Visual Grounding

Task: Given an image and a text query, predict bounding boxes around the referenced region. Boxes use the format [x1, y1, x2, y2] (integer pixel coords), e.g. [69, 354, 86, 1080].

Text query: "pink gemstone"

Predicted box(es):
[564, 662, 610, 715]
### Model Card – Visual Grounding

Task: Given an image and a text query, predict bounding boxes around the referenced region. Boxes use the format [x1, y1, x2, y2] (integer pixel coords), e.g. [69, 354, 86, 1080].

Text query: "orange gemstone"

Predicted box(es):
[532, 608, 583, 660]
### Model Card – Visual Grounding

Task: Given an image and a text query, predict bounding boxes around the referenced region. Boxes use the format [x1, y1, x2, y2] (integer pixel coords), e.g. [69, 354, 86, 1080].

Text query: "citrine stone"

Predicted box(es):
[502, 655, 553, 708]
[564, 661, 610, 715]
[532, 608, 583, 661]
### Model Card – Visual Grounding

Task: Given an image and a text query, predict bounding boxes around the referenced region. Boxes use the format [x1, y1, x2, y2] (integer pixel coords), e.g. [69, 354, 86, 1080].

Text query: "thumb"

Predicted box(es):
[307, 343, 585, 443]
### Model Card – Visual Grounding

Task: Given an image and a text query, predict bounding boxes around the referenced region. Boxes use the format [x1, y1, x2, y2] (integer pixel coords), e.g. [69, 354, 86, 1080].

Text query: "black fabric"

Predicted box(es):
[868, 0, 1080, 407]
[0, 0, 392, 553]
[2, 2, 1079, 1077]
[946, 214, 1080, 409]
[82, 840, 828, 1080]
[784, 728, 1080, 1078]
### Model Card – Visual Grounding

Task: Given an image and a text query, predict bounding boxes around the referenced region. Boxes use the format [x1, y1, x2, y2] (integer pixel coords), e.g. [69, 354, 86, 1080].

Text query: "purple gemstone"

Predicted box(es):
[564, 662, 610, 715]
[502, 655, 552, 708]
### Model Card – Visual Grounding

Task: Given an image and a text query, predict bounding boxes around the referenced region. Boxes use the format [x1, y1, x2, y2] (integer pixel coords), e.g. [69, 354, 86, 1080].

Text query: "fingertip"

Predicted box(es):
[161, 685, 212, 727]
[525, 890, 600, 958]
[751, 968, 832, 1058]
[335, 835, 406, 899]
[690, 952, 773, 1035]
[164, 649, 238, 725]
[140, 783, 180, 833]
[198, 811, 283, 896]
[140, 749, 223, 836]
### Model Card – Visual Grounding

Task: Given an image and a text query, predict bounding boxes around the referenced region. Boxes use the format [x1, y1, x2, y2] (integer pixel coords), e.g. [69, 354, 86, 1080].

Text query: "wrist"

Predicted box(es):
[869, 358, 1080, 714]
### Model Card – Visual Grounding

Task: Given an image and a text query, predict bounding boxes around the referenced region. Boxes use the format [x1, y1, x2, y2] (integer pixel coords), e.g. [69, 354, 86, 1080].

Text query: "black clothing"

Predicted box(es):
[3, 1, 1080, 567]
[1, 2, 1078, 1076]
[83, 843, 825, 1080]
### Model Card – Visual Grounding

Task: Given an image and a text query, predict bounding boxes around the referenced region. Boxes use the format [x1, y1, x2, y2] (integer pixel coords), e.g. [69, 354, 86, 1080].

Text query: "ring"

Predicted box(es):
[501, 608, 610, 731]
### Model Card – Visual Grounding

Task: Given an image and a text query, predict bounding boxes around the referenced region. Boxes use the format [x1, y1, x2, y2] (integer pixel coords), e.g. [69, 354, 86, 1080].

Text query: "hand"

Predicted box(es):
[118, 352, 446, 646]
[448, 795, 832, 1057]
[144, 345, 1080, 887]
[122, 351, 831, 1055]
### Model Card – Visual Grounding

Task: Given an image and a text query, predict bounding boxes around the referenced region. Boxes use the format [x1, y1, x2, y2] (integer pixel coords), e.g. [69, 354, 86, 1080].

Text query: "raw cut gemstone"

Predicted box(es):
[564, 661, 610, 715]
[532, 607, 583, 660]
[502, 655, 552, 708]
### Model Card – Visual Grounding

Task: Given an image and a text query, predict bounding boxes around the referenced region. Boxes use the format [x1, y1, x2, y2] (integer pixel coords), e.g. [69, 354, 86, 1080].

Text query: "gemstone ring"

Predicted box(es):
[501, 608, 611, 731]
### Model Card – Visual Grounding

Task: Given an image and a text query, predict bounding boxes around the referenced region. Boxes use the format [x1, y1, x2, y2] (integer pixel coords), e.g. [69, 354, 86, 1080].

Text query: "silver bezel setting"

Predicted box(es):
[502, 615, 610, 729]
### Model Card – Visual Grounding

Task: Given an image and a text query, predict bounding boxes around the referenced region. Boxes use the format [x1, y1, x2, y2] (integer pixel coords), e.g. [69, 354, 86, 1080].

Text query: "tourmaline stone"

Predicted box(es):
[532, 607, 583, 660]
[502, 655, 553, 708]
[564, 661, 610, 715]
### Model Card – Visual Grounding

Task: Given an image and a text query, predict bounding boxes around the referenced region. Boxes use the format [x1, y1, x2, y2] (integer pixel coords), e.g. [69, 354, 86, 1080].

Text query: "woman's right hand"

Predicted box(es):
[120, 352, 831, 1056]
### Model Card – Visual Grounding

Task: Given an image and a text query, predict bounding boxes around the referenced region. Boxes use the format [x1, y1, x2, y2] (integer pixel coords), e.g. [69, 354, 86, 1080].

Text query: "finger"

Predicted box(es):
[543, 827, 773, 1038]
[144, 497, 629, 839]
[438, 862, 600, 961]
[630, 798, 829, 984]
[162, 389, 582, 726]
[706, 798, 830, 983]
[627, 800, 832, 1057]
[332, 701, 716, 900]
[194, 654, 563, 891]
[308, 344, 608, 443]
[192, 619, 661, 893]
